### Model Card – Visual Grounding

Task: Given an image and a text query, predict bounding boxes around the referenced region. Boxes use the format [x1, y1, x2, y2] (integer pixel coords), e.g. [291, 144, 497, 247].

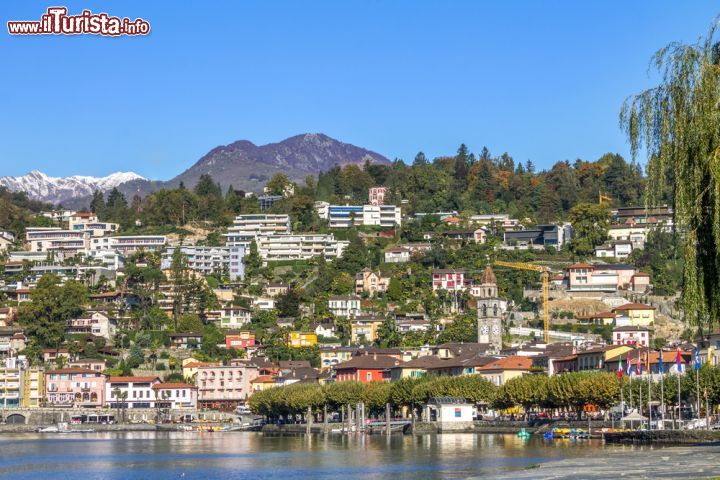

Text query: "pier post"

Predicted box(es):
[306, 406, 312, 435]
[385, 403, 391, 436]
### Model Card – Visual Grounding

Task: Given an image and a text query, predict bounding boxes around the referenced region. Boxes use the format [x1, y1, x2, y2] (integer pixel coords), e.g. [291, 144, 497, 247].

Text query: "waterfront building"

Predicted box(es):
[196, 363, 259, 411]
[21, 366, 45, 408]
[45, 367, 107, 407]
[106, 376, 161, 409]
[0, 357, 25, 408]
[151, 383, 198, 409]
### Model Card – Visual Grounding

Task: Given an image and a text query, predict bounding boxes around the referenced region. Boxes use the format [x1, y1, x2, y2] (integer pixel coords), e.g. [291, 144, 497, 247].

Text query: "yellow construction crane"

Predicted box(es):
[494, 260, 551, 343]
[598, 192, 612, 205]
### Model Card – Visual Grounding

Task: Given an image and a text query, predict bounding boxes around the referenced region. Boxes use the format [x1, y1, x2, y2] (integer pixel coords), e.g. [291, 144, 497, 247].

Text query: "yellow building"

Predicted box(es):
[476, 356, 533, 386]
[320, 347, 357, 369]
[250, 375, 277, 392]
[287, 331, 317, 348]
[351, 317, 384, 344]
[21, 367, 45, 408]
[612, 303, 656, 326]
[181, 358, 222, 381]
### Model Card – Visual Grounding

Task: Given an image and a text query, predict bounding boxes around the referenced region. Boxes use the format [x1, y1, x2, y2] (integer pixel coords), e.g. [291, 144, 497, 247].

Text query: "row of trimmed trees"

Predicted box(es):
[249, 367, 720, 421]
[248, 375, 496, 420]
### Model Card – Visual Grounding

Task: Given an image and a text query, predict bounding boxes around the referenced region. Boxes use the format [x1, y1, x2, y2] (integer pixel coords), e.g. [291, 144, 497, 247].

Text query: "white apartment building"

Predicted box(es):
[90, 235, 167, 254]
[315, 201, 330, 220]
[327, 205, 401, 228]
[224, 214, 291, 247]
[217, 306, 252, 329]
[66, 311, 117, 340]
[151, 383, 198, 409]
[159, 245, 245, 280]
[106, 376, 161, 409]
[0, 230, 14, 253]
[41, 210, 76, 222]
[0, 357, 25, 408]
[26, 228, 90, 255]
[69, 212, 119, 237]
[469, 214, 521, 230]
[328, 295, 362, 318]
[256, 234, 348, 261]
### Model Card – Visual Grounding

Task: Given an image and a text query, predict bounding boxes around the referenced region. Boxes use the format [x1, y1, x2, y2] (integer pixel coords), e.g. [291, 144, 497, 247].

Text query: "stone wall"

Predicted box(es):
[0, 407, 236, 426]
[604, 430, 720, 445]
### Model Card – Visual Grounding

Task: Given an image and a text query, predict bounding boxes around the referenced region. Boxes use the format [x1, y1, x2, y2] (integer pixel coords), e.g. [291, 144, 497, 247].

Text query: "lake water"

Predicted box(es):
[0, 432, 688, 479]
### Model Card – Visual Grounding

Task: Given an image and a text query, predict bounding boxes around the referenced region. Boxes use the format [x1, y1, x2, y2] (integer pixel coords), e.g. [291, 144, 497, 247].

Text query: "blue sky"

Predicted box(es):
[1, 1, 718, 179]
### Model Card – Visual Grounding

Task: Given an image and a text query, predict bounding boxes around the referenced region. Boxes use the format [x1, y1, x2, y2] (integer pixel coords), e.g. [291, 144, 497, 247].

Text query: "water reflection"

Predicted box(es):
[0, 432, 633, 479]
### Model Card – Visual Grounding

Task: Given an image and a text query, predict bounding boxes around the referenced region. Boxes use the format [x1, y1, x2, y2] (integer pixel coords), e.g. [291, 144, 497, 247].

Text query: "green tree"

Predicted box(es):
[17, 275, 87, 347]
[568, 203, 610, 257]
[245, 240, 262, 278]
[620, 22, 720, 328]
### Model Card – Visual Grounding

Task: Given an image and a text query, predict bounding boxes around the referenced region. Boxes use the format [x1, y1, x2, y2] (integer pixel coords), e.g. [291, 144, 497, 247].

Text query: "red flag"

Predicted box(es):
[636, 349, 641, 374]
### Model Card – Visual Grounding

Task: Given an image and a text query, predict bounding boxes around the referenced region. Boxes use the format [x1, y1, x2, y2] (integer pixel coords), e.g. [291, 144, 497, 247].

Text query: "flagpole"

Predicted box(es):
[677, 368, 682, 430]
[647, 346, 652, 430]
[706, 388, 710, 431]
[696, 365, 700, 422]
[659, 351, 665, 430]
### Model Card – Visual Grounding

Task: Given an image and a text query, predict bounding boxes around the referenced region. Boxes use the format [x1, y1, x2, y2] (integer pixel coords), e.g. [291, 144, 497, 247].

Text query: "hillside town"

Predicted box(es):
[0, 161, 711, 431]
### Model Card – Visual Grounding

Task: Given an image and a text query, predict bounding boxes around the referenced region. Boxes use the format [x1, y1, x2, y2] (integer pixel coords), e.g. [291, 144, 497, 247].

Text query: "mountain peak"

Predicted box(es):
[0, 170, 147, 205]
[169, 133, 389, 192]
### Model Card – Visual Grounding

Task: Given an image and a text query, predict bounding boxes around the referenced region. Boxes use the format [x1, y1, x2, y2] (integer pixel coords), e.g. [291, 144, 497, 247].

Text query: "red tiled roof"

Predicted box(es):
[46, 368, 102, 375]
[567, 263, 594, 269]
[108, 376, 159, 383]
[576, 311, 616, 319]
[152, 382, 196, 389]
[476, 356, 533, 371]
[613, 303, 655, 311]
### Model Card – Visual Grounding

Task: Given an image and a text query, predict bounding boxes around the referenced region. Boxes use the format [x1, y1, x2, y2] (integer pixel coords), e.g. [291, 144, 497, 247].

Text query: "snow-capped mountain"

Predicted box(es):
[0, 170, 147, 205]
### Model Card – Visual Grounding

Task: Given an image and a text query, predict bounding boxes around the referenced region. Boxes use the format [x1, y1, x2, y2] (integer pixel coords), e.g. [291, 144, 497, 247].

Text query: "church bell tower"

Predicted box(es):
[476, 266, 502, 351]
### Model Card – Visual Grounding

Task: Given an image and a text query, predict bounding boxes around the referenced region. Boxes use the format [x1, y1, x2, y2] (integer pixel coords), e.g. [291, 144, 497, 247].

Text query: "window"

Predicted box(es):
[366, 372, 372, 381]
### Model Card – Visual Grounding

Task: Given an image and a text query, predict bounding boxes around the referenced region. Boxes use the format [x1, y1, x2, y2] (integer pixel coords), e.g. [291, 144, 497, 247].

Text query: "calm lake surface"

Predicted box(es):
[0, 432, 659, 479]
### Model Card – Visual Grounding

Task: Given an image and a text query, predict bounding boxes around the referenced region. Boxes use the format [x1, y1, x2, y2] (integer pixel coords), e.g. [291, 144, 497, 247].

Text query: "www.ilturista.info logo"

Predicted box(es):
[7, 7, 150, 36]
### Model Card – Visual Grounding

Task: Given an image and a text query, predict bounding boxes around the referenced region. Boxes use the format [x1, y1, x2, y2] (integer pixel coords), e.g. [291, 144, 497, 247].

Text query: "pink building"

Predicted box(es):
[368, 187, 387, 206]
[196, 363, 259, 411]
[613, 326, 651, 347]
[432, 268, 470, 291]
[152, 383, 198, 409]
[45, 367, 107, 408]
[225, 332, 256, 349]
